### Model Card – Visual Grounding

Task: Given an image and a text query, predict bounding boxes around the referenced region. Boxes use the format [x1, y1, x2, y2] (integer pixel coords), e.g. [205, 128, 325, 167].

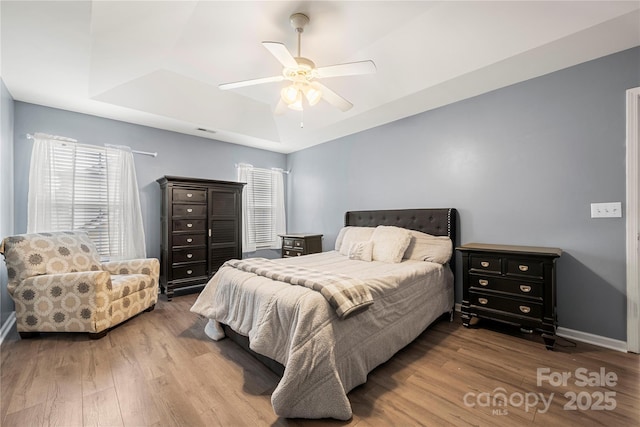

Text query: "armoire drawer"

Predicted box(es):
[172, 219, 206, 232]
[172, 248, 206, 263]
[172, 204, 207, 217]
[172, 188, 206, 203]
[172, 233, 206, 247]
[172, 263, 207, 281]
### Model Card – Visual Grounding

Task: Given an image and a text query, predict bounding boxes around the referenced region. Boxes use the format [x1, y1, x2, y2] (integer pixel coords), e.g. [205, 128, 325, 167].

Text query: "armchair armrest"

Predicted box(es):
[16, 270, 112, 332]
[101, 258, 160, 278]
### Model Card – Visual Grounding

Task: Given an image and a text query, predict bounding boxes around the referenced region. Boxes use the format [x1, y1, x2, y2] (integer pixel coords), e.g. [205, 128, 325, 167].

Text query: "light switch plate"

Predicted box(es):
[591, 202, 622, 218]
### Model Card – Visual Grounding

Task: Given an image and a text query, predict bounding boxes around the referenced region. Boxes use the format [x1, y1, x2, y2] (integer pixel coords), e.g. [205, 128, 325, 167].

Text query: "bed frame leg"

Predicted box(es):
[449, 308, 454, 322]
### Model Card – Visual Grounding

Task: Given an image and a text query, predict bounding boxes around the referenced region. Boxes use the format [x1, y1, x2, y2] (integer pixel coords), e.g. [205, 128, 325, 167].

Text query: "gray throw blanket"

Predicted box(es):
[224, 258, 373, 319]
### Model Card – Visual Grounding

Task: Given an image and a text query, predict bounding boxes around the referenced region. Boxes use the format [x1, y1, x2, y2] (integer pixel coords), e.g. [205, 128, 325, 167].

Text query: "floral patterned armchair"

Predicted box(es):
[0, 231, 159, 339]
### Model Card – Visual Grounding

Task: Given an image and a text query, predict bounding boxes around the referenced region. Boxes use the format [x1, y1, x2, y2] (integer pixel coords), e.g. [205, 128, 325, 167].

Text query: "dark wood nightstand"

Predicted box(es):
[456, 243, 562, 350]
[279, 234, 323, 258]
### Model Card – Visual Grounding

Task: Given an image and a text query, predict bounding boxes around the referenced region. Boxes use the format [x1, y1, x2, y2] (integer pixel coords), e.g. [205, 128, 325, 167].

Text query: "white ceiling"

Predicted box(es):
[2, 1, 639, 154]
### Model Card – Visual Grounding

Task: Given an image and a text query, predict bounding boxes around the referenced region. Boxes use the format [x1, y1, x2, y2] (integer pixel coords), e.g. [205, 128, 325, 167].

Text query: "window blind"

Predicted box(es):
[49, 142, 115, 256]
[250, 168, 275, 246]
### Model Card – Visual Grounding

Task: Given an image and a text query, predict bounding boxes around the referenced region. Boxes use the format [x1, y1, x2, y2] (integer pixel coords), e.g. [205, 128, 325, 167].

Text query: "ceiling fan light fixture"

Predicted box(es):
[303, 84, 322, 106]
[281, 85, 300, 105]
[288, 94, 303, 111]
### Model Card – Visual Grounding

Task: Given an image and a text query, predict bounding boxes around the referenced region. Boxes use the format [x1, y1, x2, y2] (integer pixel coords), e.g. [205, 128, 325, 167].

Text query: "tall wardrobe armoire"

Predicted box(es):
[157, 176, 244, 300]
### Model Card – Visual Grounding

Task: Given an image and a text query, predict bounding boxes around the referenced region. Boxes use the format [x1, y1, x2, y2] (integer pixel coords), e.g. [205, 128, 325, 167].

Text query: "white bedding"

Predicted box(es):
[191, 250, 454, 420]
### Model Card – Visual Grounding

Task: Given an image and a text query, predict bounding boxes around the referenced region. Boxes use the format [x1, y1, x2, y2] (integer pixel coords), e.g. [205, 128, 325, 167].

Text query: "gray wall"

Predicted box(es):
[12, 102, 287, 261]
[287, 47, 640, 341]
[1, 79, 15, 324]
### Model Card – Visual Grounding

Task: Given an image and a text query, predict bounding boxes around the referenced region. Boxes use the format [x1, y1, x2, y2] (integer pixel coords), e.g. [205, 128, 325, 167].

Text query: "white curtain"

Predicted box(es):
[27, 134, 146, 260]
[271, 168, 286, 250]
[105, 145, 147, 259]
[238, 163, 257, 253]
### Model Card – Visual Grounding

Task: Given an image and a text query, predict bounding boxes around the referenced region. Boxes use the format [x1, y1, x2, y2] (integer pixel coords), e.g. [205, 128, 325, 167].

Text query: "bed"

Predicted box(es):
[191, 208, 457, 420]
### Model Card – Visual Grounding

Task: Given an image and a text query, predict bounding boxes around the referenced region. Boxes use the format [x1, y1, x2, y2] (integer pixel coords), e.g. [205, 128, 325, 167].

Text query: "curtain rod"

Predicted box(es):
[235, 163, 290, 174]
[26, 133, 158, 157]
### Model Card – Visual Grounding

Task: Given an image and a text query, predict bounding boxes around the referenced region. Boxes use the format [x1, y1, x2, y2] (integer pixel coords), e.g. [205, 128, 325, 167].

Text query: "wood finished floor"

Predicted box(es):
[1, 292, 638, 427]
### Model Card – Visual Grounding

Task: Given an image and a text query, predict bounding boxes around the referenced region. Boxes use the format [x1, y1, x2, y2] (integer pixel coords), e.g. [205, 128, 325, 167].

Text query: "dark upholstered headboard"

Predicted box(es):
[345, 208, 458, 272]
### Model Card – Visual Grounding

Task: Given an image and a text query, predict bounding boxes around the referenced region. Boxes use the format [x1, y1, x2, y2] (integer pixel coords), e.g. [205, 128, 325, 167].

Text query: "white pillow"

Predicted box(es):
[370, 226, 412, 263]
[347, 240, 373, 262]
[338, 227, 375, 255]
[403, 230, 453, 264]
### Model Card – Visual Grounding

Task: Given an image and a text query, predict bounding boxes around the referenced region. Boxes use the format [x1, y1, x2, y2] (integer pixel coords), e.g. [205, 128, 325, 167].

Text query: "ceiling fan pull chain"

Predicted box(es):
[300, 109, 304, 128]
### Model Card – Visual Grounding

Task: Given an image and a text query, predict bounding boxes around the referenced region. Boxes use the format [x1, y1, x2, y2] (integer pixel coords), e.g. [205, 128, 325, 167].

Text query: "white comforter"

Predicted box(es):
[191, 251, 454, 420]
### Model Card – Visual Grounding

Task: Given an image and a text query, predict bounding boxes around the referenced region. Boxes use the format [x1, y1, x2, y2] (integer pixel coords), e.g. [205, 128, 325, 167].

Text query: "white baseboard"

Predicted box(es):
[453, 304, 628, 352]
[556, 327, 628, 353]
[0, 311, 16, 346]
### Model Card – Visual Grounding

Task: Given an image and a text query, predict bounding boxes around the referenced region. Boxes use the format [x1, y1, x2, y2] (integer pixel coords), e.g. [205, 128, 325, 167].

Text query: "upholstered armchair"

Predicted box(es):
[0, 231, 159, 339]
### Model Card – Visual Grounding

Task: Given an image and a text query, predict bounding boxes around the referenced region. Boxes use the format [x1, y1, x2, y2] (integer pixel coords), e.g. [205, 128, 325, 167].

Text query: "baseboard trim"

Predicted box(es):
[453, 304, 628, 352]
[0, 311, 16, 346]
[556, 327, 628, 353]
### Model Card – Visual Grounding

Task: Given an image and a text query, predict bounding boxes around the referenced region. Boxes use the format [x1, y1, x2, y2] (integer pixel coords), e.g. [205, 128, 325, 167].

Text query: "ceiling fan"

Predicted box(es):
[218, 13, 376, 114]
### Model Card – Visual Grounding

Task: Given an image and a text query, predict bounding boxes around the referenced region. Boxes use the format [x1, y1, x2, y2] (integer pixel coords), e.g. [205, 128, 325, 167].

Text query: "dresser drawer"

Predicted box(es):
[172, 263, 207, 281]
[470, 292, 543, 319]
[172, 248, 206, 263]
[283, 238, 304, 249]
[469, 274, 543, 299]
[283, 248, 303, 257]
[172, 204, 206, 217]
[173, 188, 206, 203]
[172, 233, 206, 247]
[505, 258, 544, 279]
[173, 219, 206, 232]
[470, 254, 502, 274]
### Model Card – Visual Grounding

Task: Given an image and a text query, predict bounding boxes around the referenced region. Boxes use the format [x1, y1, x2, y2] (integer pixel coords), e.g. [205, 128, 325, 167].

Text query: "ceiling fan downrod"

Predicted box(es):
[289, 13, 309, 58]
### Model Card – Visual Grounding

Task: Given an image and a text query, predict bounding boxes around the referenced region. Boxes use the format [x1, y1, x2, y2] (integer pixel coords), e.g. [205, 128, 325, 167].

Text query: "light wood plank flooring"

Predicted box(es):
[2, 293, 638, 426]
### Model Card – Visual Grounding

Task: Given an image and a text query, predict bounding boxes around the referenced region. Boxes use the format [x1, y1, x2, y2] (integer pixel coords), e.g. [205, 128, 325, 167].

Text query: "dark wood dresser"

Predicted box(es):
[457, 243, 562, 349]
[157, 176, 244, 300]
[279, 234, 323, 258]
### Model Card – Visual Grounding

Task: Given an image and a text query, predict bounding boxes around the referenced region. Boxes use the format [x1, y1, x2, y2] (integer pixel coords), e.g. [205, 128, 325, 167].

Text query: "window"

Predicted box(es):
[28, 134, 146, 260]
[237, 164, 286, 252]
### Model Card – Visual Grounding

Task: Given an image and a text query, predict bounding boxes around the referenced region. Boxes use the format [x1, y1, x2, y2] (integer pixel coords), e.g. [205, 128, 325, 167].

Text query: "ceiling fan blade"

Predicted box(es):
[274, 99, 288, 115]
[312, 82, 353, 112]
[315, 60, 376, 79]
[219, 75, 284, 90]
[262, 41, 298, 69]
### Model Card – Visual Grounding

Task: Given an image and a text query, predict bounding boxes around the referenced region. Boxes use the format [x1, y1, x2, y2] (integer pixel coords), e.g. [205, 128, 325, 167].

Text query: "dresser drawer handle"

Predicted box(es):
[481, 261, 489, 267]
[186, 238, 193, 243]
[186, 223, 193, 228]
[520, 285, 532, 293]
[519, 265, 529, 272]
[295, 241, 302, 247]
[187, 208, 193, 213]
[478, 298, 488, 305]
[186, 253, 193, 259]
[186, 269, 193, 275]
[519, 305, 531, 314]
[187, 193, 193, 198]
[478, 279, 489, 286]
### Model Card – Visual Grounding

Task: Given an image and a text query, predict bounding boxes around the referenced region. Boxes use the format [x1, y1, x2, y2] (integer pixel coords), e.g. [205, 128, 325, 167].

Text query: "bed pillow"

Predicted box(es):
[347, 240, 373, 262]
[370, 226, 412, 263]
[337, 227, 375, 255]
[403, 230, 453, 264]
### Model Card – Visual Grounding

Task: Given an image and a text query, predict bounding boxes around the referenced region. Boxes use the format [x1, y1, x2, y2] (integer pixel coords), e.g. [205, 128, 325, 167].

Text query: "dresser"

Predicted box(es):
[157, 176, 244, 300]
[279, 234, 323, 258]
[457, 243, 562, 349]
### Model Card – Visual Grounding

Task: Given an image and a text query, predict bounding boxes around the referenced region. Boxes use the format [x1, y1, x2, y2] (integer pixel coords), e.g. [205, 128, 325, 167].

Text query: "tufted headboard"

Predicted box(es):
[345, 208, 458, 273]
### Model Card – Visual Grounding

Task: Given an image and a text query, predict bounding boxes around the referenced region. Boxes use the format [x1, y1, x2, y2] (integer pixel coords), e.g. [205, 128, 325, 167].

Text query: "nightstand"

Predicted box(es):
[456, 243, 562, 350]
[279, 234, 323, 258]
